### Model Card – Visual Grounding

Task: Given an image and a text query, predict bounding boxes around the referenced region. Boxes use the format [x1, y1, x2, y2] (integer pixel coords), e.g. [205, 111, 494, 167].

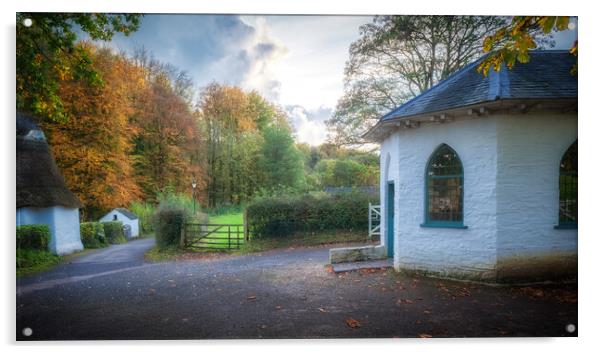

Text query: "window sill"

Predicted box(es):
[420, 223, 468, 229]
[554, 224, 577, 230]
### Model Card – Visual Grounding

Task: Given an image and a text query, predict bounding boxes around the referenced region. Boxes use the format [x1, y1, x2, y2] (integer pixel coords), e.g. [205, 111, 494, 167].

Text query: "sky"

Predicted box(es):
[102, 14, 371, 146]
[100, 15, 578, 146]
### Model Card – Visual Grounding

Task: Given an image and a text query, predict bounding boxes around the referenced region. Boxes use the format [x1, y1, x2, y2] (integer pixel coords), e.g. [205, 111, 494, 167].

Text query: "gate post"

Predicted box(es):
[243, 209, 249, 241]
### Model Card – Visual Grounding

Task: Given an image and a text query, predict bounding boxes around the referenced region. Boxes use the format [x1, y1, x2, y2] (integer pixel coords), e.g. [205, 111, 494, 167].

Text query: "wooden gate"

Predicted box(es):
[182, 223, 247, 250]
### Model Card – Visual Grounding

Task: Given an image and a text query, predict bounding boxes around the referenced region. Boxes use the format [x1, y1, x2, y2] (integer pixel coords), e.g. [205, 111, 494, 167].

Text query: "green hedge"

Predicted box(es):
[102, 221, 126, 244]
[80, 222, 108, 248]
[16, 224, 50, 250]
[246, 191, 378, 238]
[154, 202, 189, 250]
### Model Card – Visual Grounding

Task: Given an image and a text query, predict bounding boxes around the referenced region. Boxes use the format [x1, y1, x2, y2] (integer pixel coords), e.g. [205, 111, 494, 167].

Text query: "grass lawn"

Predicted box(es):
[208, 212, 244, 225]
[184, 212, 246, 250]
[16, 247, 95, 277]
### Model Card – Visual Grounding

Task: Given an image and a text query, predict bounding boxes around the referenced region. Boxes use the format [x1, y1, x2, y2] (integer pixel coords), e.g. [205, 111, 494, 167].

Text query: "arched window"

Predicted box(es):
[558, 141, 577, 228]
[422, 144, 466, 228]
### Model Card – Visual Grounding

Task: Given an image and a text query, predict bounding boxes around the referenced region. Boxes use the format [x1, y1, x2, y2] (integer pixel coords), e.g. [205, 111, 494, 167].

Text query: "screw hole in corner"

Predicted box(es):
[22, 327, 33, 337]
[565, 323, 576, 333]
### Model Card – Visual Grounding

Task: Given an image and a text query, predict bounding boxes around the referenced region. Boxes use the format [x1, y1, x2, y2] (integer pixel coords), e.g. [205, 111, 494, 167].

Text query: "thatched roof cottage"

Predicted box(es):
[16, 112, 84, 255]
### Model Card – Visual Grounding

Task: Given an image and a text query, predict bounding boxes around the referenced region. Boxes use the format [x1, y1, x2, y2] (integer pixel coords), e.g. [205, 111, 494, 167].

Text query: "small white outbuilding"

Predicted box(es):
[16, 112, 84, 255]
[99, 208, 140, 238]
[363, 50, 577, 283]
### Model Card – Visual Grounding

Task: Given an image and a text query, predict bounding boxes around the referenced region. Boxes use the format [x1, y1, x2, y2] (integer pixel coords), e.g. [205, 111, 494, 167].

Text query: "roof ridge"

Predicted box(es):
[380, 54, 487, 121]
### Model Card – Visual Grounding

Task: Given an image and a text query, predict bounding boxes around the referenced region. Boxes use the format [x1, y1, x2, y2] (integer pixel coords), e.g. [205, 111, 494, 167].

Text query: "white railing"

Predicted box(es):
[368, 203, 381, 241]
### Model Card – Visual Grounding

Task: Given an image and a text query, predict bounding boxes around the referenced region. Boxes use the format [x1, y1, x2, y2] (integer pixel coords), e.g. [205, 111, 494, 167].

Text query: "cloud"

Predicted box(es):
[285, 105, 332, 146]
[235, 17, 289, 101]
[102, 14, 287, 101]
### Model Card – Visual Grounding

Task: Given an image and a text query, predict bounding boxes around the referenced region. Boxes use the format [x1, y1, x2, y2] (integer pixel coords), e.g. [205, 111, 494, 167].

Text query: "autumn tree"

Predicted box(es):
[478, 16, 577, 75]
[130, 62, 202, 202]
[16, 13, 141, 123]
[41, 45, 144, 219]
[327, 15, 507, 146]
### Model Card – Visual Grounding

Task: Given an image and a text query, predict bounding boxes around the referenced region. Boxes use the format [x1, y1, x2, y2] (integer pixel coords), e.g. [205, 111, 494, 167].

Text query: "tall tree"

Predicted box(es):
[41, 45, 143, 219]
[16, 13, 141, 123]
[327, 15, 507, 146]
[197, 83, 256, 206]
[258, 125, 305, 191]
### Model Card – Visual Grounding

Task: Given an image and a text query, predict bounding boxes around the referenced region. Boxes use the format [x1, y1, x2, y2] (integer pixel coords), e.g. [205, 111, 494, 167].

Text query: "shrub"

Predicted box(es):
[16, 224, 50, 251]
[80, 222, 107, 248]
[102, 221, 126, 244]
[246, 191, 378, 238]
[16, 248, 61, 273]
[129, 201, 156, 235]
[154, 202, 190, 250]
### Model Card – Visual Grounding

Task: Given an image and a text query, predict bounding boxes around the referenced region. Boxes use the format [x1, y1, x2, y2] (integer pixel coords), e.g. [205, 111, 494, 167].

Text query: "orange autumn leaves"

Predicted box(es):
[41, 44, 201, 217]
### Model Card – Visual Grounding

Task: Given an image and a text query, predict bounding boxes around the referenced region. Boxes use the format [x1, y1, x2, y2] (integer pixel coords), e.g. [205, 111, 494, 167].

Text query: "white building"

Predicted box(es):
[16, 113, 84, 255]
[362, 51, 577, 283]
[99, 208, 140, 238]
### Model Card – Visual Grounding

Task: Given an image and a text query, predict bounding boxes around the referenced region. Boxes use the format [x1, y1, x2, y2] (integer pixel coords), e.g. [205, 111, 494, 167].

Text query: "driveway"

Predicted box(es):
[16, 239, 577, 340]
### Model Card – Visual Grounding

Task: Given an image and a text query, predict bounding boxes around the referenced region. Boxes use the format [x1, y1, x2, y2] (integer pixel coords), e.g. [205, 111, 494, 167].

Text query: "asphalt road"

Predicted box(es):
[16, 238, 577, 340]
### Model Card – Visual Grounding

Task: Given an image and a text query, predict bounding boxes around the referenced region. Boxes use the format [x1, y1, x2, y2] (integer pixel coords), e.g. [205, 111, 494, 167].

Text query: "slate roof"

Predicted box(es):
[115, 208, 139, 220]
[379, 50, 577, 123]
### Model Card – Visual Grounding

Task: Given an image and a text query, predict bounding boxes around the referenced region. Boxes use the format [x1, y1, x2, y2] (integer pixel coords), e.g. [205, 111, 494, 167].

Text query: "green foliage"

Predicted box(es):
[16, 249, 61, 275]
[80, 222, 107, 248]
[16, 224, 51, 251]
[246, 191, 378, 238]
[16, 13, 142, 122]
[258, 124, 306, 191]
[154, 201, 190, 250]
[129, 201, 156, 235]
[102, 221, 126, 244]
[478, 16, 576, 75]
[157, 191, 207, 223]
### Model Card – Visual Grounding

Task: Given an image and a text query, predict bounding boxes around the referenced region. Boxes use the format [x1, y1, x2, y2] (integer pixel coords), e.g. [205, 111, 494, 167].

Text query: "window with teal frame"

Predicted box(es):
[421, 144, 467, 229]
[557, 141, 577, 229]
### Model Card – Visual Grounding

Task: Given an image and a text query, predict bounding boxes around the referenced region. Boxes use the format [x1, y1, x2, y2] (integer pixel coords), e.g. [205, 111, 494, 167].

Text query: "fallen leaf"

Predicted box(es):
[318, 307, 327, 313]
[423, 310, 431, 315]
[247, 295, 257, 300]
[419, 333, 432, 338]
[346, 318, 361, 328]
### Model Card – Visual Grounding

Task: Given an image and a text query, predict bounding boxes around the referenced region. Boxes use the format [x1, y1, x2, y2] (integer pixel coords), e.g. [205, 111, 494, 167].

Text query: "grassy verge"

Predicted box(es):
[144, 229, 376, 262]
[16, 250, 62, 277]
[239, 230, 373, 254]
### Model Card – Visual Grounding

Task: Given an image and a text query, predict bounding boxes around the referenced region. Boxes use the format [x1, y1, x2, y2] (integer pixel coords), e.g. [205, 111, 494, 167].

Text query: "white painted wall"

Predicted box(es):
[99, 210, 139, 238]
[381, 116, 499, 280]
[496, 112, 577, 260]
[379, 111, 577, 281]
[17, 206, 84, 255]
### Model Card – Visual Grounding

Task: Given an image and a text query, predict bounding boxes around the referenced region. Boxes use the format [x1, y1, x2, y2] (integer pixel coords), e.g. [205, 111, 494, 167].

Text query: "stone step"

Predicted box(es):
[331, 258, 393, 273]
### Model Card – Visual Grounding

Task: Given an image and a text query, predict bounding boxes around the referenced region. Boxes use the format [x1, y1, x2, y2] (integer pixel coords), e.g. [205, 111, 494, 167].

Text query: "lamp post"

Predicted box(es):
[192, 178, 197, 215]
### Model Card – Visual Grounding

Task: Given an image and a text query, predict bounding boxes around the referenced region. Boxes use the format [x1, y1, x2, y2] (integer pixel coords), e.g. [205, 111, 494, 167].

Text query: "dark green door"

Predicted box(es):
[386, 182, 394, 258]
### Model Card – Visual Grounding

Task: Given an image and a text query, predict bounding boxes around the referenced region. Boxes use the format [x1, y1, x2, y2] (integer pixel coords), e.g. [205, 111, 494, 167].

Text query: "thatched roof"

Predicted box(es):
[16, 112, 82, 209]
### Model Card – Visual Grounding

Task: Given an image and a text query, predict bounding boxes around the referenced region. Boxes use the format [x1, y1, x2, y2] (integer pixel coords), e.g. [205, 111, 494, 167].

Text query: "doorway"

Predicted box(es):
[386, 181, 395, 258]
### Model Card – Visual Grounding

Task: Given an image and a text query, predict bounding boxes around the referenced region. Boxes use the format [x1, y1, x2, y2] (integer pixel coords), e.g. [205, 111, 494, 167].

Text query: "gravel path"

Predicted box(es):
[16, 239, 577, 340]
